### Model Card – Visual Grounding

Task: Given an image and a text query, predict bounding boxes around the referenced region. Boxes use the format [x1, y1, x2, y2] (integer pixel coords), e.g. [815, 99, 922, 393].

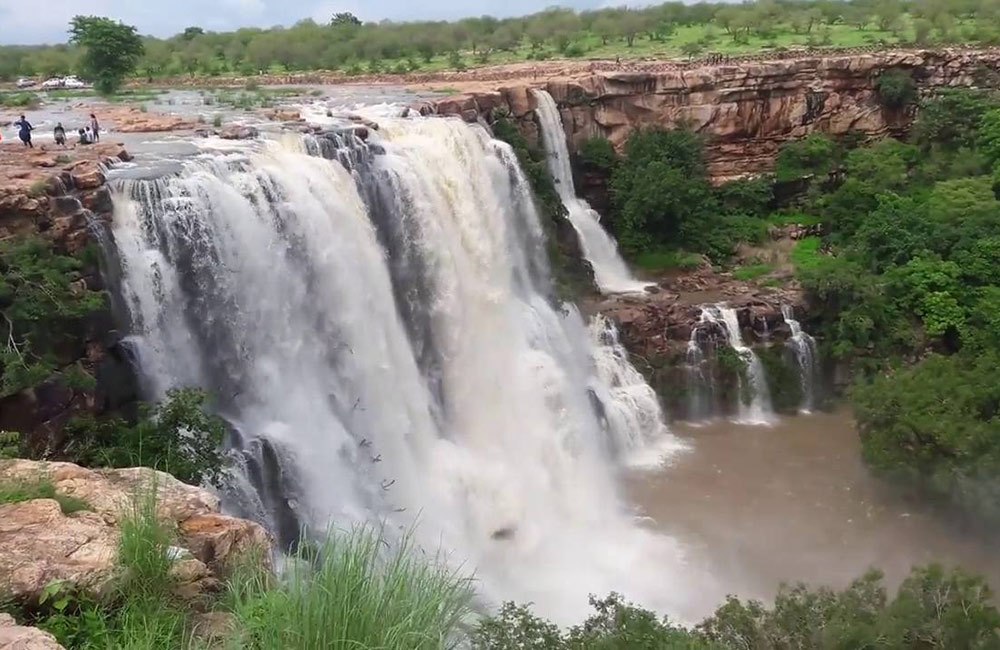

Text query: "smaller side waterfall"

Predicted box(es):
[687, 305, 773, 425]
[589, 314, 685, 467]
[685, 328, 714, 422]
[531, 89, 650, 295]
[781, 304, 820, 413]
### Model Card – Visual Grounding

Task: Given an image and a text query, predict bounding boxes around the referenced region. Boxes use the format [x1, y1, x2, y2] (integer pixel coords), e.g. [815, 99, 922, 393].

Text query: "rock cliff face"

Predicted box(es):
[0, 143, 140, 452]
[422, 48, 1000, 182]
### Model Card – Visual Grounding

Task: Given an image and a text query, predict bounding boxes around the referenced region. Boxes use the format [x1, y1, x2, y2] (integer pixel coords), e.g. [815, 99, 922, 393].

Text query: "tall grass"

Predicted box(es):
[225, 527, 475, 650]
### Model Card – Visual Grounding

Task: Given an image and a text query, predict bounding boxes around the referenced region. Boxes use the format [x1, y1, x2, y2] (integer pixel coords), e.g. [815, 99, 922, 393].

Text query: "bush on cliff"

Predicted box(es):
[0, 237, 106, 398]
[66, 388, 228, 487]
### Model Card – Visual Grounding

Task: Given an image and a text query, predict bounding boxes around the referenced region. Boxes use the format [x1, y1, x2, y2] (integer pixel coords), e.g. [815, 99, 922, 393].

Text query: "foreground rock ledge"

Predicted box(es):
[0, 613, 65, 650]
[0, 460, 271, 604]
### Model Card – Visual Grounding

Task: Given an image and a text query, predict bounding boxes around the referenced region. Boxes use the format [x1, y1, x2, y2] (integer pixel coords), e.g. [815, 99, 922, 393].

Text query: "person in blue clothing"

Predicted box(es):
[15, 115, 33, 147]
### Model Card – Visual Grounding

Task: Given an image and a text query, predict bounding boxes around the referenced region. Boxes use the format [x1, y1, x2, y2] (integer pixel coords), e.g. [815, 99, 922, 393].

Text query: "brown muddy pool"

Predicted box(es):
[626, 410, 1000, 614]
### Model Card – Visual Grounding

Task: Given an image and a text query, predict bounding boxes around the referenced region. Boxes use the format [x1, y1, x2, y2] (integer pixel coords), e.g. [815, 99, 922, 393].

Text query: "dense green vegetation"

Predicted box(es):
[3, 0, 1000, 82]
[0, 238, 105, 398]
[603, 127, 772, 264]
[65, 388, 229, 487]
[475, 567, 1000, 649]
[761, 87, 1000, 521]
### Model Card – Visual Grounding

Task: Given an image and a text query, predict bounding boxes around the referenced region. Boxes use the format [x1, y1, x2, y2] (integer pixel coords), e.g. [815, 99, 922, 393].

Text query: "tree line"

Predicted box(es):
[4, 0, 1000, 82]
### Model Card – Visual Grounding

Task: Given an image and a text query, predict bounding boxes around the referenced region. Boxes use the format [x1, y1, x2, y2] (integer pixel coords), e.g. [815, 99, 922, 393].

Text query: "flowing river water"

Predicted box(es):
[627, 410, 1000, 617]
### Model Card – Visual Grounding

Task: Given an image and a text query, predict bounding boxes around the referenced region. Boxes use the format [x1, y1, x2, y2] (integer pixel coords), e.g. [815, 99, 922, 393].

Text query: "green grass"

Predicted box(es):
[769, 211, 822, 227]
[733, 263, 775, 281]
[634, 248, 704, 273]
[225, 527, 474, 650]
[0, 476, 91, 515]
[0, 91, 40, 108]
[791, 236, 824, 272]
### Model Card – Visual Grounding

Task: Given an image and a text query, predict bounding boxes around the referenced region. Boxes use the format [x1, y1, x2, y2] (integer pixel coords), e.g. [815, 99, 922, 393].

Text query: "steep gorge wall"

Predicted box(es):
[423, 48, 1000, 182]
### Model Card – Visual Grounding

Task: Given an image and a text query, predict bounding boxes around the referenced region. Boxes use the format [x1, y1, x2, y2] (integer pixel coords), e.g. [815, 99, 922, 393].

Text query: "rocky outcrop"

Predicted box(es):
[0, 143, 141, 454]
[0, 460, 272, 604]
[0, 613, 65, 650]
[422, 48, 1000, 182]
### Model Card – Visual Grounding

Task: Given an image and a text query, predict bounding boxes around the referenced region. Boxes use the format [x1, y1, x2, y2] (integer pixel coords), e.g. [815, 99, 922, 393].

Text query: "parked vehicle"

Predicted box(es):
[41, 77, 64, 88]
[62, 77, 86, 89]
[16, 78, 36, 88]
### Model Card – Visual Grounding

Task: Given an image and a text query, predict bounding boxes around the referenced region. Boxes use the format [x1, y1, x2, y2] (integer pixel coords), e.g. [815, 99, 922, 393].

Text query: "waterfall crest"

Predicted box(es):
[108, 117, 697, 623]
[781, 304, 820, 413]
[531, 90, 650, 295]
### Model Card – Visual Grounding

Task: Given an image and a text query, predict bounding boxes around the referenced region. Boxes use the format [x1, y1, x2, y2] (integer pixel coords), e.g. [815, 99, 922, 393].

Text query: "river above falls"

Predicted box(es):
[627, 410, 1000, 619]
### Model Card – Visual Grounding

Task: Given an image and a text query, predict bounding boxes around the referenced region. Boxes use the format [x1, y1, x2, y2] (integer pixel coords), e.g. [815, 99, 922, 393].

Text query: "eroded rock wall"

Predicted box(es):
[0, 144, 140, 452]
[422, 48, 1000, 182]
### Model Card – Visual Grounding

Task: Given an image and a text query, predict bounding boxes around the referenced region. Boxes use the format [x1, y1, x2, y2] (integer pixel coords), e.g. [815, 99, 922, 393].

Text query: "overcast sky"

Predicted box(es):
[0, 0, 641, 46]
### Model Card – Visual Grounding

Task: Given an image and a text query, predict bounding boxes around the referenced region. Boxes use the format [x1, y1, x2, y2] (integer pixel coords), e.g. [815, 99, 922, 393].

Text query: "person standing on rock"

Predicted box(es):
[89, 114, 100, 142]
[53, 122, 66, 147]
[15, 115, 32, 148]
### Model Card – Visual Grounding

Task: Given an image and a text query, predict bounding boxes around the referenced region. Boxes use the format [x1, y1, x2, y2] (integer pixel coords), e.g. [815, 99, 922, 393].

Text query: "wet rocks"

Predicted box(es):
[218, 125, 260, 140]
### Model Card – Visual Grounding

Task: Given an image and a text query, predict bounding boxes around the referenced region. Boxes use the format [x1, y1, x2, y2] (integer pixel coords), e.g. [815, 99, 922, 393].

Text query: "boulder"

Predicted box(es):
[0, 499, 118, 602]
[179, 513, 272, 575]
[71, 169, 105, 190]
[0, 614, 66, 650]
[0, 460, 271, 605]
[218, 125, 259, 140]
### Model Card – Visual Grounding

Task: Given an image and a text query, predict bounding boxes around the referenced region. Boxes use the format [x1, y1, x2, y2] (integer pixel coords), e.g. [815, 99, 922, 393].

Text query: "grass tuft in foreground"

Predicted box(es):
[224, 526, 475, 650]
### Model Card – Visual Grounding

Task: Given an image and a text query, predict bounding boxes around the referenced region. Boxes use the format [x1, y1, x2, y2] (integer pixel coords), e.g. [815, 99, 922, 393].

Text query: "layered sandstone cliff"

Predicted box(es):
[422, 48, 1000, 182]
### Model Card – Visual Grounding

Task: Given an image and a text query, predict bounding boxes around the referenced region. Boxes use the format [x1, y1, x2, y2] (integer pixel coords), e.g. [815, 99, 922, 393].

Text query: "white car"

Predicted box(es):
[41, 77, 64, 88]
[15, 78, 35, 88]
[62, 77, 87, 89]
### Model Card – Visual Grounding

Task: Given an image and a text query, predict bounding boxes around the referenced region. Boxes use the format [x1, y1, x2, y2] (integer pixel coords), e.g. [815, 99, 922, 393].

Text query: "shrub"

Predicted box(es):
[67, 388, 228, 487]
[876, 68, 917, 110]
[775, 133, 838, 181]
[579, 137, 617, 172]
[0, 237, 106, 398]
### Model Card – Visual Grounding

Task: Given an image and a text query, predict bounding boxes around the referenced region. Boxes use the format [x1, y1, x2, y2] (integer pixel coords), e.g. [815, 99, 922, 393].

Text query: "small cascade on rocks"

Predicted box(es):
[781, 304, 820, 413]
[684, 328, 715, 422]
[686, 305, 773, 425]
[531, 89, 650, 295]
[589, 314, 686, 467]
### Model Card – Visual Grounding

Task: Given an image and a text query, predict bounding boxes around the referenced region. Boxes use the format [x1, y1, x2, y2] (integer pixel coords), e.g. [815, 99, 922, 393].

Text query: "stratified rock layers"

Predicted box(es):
[424, 48, 1000, 181]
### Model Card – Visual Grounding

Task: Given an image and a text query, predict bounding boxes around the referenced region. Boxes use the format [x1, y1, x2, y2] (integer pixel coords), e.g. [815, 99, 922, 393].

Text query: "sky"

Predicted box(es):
[0, 0, 630, 46]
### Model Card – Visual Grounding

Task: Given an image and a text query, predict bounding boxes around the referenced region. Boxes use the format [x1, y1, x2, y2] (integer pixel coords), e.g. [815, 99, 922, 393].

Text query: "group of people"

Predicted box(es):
[11, 113, 100, 148]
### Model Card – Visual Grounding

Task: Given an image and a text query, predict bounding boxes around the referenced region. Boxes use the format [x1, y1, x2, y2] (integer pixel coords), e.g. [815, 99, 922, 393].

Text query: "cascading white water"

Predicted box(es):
[781, 304, 820, 413]
[588, 313, 687, 467]
[532, 90, 650, 295]
[685, 328, 714, 422]
[699, 305, 773, 425]
[108, 118, 703, 623]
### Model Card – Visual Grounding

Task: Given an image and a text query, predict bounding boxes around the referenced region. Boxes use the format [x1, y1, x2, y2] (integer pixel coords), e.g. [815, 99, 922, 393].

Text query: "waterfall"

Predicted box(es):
[781, 304, 820, 413]
[531, 90, 650, 295]
[685, 327, 714, 422]
[697, 305, 773, 425]
[107, 117, 700, 623]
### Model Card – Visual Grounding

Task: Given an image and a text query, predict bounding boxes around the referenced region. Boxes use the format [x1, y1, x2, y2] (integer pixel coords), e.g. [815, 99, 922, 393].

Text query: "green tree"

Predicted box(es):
[69, 388, 229, 487]
[69, 16, 144, 94]
[876, 68, 917, 109]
